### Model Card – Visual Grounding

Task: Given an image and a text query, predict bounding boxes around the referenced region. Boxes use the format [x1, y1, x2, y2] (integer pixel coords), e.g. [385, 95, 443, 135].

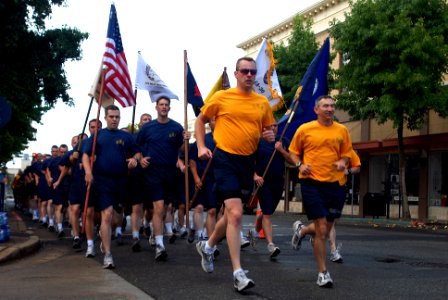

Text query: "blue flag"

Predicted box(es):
[277, 37, 330, 144]
[187, 62, 204, 117]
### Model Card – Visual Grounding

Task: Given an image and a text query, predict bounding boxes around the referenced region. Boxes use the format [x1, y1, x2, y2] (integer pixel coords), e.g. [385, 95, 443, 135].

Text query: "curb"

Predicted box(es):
[0, 235, 40, 264]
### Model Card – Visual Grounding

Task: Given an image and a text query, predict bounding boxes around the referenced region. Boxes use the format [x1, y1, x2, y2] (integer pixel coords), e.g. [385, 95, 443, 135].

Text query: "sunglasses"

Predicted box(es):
[238, 69, 257, 75]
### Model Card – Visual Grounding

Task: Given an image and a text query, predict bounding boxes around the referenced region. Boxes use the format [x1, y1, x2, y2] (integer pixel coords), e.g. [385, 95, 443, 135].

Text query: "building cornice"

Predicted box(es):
[236, 0, 347, 50]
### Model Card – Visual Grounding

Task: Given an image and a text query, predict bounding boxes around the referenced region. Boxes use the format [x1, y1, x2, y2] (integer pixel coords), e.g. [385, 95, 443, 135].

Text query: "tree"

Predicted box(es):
[273, 16, 320, 119]
[331, 0, 448, 219]
[0, 0, 88, 165]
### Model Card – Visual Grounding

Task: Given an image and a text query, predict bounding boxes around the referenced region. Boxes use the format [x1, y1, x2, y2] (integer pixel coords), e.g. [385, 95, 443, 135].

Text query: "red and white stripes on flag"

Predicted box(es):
[102, 4, 135, 107]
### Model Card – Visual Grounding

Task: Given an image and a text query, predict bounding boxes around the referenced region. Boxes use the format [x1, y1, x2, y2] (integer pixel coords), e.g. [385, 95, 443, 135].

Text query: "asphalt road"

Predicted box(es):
[1, 211, 447, 300]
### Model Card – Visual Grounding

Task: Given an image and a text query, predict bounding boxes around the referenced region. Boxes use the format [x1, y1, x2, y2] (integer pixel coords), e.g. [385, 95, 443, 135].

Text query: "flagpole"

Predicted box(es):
[248, 97, 301, 207]
[81, 68, 106, 234]
[131, 89, 137, 134]
[183, 50, 190, 229]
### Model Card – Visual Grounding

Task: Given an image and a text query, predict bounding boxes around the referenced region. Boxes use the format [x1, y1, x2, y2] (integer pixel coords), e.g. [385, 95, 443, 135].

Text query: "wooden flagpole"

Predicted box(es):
[183, 50, 190, 229]
[81, 68, 106, 234]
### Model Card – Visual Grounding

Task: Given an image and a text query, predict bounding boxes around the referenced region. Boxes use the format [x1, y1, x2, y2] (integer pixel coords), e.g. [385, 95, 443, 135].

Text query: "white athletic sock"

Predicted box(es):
[165, 223, 173, 234]
[57, 223, 63, 232]
[155, 235, 164, 246]
[132, 230, 139, 239]
[115, 227, 122, 236]
[42, 216, 47, 223]
[233, 268, 243, 277]
[49, 218, 54, 226]
[205, 241, 214, 253]
[87, 239, 94, 247]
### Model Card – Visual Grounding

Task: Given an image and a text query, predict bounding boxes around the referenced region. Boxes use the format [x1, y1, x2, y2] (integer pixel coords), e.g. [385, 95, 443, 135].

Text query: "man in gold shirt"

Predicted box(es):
[195, 57, 275, 292]
[289, 95, 353, 288]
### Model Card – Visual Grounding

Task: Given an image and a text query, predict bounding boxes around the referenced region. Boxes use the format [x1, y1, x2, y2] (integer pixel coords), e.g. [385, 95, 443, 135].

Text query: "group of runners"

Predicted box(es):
[12, 56, 359, 292]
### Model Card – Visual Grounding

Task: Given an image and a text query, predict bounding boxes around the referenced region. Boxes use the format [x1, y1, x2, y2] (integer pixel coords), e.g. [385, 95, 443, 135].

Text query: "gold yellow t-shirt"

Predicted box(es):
[289, 120, 353, 183]
[337, 149, 361, 186]
[201, 88, 275, 155]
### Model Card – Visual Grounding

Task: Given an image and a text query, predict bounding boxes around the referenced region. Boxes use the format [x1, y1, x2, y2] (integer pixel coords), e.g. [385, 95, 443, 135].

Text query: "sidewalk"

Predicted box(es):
[0, 207, 40, 264]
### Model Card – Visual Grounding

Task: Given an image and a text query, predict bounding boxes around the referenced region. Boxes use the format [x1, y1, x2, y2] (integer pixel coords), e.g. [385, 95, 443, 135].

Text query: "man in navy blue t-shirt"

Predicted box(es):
[82, 105, 140, 269]
[137, 97, 188, 261]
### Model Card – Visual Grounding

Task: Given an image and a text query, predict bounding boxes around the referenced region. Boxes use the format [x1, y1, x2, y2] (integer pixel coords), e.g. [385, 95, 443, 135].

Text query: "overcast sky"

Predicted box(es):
[19, 0, 320, 159]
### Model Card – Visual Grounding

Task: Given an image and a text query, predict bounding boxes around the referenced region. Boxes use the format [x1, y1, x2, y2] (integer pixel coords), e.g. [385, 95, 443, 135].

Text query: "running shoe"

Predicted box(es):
[103, 254, 115, 269]
[233, 269, 255, 292]
[131, 238, 141, 252]
[72, 237, 82, 249]
[148, 234, 156, 247]
[57, 229, 65, 239]
[187, 229, 196, 244]
[248, 229, 257, 250]
[330, 244, 343, 263]
[179, 227, 188, 238]
[267, 243, 281, 258]
[168, 233, 177, 244]
[196, 241, 214, 273]
[48, 224, 55, 232]
[291, 220, 305, 250]
[85, 244, 95, 258]
[316, 271, 333, 288]
[155, 244, 167, 261]
[241, 236, 250, 249]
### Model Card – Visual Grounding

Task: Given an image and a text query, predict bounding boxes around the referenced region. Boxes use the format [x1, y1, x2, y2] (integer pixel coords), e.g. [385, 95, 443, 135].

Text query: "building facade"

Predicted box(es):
[237, 0, 448, 221]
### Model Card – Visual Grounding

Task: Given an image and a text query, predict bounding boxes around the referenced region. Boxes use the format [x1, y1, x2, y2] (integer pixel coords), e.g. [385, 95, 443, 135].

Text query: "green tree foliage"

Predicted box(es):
[331, 0, 448, 218]
[273, 16, 319, 118]
[0, 0, 88, 165]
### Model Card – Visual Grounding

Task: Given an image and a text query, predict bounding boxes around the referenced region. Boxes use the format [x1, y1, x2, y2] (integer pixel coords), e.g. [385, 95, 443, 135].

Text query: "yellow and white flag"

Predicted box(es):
[88, 63, 115, 108]
[253, 38, 284, 111]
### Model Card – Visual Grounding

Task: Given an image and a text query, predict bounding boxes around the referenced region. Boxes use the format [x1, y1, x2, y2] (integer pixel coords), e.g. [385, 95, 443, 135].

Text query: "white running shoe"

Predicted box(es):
[240, 236, 250, 249]
[291, 220, 305, 250]
[103, 254, 115, 269]
[85, 244, 95, 258]
[196, 241, 214, 273]
[148, 234, 156, 247]
[233, 269, 255, 292]
[155, 244, 167, 261]
[316, 271, 333, 287]
[330, 244, 343, 263]
[267, 243, 281, 258]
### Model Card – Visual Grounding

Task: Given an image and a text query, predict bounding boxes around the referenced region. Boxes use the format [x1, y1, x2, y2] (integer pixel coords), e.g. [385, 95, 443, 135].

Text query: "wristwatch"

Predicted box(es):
[295, 161, 302, 168]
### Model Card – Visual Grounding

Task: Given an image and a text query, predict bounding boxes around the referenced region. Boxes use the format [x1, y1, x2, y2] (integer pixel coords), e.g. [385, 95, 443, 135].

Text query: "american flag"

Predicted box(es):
[102, 4, 135, 107]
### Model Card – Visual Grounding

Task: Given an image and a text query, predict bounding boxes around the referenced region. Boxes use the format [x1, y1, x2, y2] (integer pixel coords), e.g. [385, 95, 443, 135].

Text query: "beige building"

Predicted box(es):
[238, 0, 448, 221]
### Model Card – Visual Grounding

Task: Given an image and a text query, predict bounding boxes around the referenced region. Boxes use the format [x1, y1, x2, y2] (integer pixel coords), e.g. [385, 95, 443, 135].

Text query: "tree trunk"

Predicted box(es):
[397, 120, 411, 219]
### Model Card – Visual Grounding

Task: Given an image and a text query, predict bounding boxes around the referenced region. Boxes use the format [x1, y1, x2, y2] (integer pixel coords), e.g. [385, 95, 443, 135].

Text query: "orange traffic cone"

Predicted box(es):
[255, 209, 263, 232]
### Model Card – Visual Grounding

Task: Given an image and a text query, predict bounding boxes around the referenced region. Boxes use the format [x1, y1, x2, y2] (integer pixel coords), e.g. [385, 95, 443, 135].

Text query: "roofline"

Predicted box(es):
[236, 0, 347, 50]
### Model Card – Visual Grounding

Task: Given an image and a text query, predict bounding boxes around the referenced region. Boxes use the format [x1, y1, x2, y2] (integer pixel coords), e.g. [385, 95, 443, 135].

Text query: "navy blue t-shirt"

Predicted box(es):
[60, 148, 85, 184]
[255, 136, 289, 182]
[47, 156, 62, 182]
[136, 119, 184, 168]
[190, 132, 215, 177]
[83, 128, 139, 177]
